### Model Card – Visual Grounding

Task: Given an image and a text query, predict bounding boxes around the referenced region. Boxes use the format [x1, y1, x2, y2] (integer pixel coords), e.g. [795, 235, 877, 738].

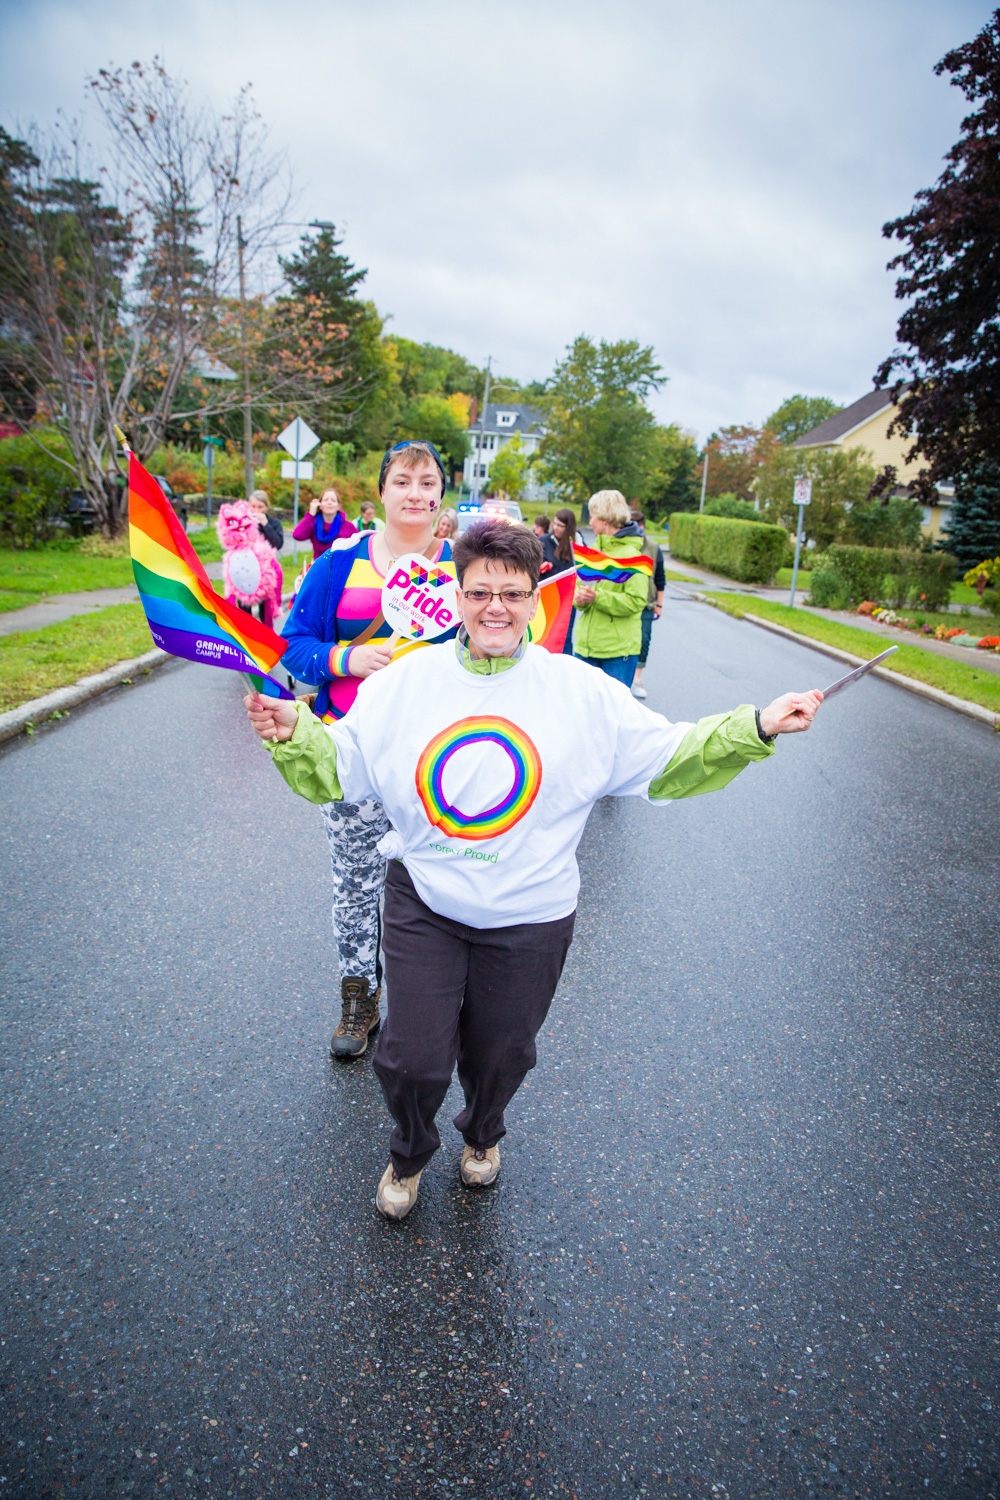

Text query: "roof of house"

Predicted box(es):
[793, 389, 895, 448]
[467, 402, 546, 437]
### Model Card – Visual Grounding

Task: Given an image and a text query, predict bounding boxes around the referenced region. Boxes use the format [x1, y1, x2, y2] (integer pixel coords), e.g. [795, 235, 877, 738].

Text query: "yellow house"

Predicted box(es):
[793, 389, 953, 541]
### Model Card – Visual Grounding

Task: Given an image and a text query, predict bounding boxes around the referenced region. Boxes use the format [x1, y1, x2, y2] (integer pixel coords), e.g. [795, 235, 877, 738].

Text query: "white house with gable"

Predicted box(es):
[463, 403, 547, 501]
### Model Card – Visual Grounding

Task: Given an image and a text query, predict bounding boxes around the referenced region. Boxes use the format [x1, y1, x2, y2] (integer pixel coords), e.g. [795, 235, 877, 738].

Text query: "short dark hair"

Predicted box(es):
[533, 515, 550, 532]
[452, 519, 543, 587]
[378, 440, 447, 497]
[630, 507, 646, 526]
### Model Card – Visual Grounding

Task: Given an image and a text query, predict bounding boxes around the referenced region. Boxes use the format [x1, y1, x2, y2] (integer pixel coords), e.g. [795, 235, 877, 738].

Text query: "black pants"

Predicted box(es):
[373, 862, 576, 1176]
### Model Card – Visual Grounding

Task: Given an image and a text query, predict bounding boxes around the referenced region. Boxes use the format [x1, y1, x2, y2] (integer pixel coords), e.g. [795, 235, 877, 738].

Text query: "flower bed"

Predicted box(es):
[855, 604, 1000, 652]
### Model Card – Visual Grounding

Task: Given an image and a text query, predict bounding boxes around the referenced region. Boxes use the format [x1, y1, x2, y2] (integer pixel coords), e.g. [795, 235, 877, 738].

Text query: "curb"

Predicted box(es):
[0, 648, 171, 745]
[693, 594, 1000, 731]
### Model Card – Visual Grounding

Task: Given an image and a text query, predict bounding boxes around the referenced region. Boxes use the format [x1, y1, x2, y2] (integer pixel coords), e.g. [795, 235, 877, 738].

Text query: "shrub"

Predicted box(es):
[703, 492, 764, 523]
[0, 431, 75, 548]
[668, 512, 787, 583]
[808, 560, 849, 609]
[668, 511, 697, 560]
[962, 556, 1000, 590]
[808, 544, 956, 611]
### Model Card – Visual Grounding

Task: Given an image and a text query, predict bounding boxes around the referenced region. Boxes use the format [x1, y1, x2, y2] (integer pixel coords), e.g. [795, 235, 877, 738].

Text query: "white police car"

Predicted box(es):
[456, 499, 523, 533]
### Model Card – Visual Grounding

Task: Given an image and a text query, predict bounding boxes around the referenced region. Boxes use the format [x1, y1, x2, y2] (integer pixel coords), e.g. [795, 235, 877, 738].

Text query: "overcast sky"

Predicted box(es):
[0, 0, 991, 441]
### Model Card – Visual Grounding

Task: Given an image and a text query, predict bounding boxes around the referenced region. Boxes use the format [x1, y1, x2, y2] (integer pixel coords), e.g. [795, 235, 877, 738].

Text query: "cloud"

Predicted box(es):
[0, 0, 989, 437]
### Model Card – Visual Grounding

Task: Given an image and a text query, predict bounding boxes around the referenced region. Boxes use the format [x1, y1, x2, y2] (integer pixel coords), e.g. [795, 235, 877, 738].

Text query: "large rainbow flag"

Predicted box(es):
[128, 451, 293, 698]
[526, 567, 576, 652]
[572, 541, 653, 585]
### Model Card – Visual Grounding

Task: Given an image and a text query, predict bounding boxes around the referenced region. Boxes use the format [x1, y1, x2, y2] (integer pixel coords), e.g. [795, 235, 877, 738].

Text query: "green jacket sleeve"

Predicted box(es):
[590, 570, 648, 618]
[263, 700, 344, 804]
[649, 703, 774, 801]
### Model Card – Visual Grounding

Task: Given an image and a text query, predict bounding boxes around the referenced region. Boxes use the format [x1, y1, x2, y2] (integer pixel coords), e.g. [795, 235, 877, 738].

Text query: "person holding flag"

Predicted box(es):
[245, 518, 824, 1221]
[573, 489, 651, 688]
[279, 440, 457, 1062]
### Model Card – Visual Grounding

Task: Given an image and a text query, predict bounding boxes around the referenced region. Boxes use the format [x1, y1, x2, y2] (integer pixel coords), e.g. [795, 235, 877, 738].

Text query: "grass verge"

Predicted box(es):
[703, 592, 1000, 716]
[0, 604, 156, 713]
[0, 531, 224, 613]
[0, 565, 304, 713]
[775, 567, 813, 589]
[0, 546, 134, 611]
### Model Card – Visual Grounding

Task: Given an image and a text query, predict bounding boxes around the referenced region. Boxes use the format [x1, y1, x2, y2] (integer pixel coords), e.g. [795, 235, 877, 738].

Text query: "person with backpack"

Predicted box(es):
[629, 506, 665, 699]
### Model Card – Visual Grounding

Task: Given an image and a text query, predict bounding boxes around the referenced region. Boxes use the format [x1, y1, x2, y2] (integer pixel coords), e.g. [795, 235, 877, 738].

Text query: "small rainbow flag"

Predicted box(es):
[128, 451, 293, 698]
[572, 541, 653, 585]
[526, 568, 576, 652]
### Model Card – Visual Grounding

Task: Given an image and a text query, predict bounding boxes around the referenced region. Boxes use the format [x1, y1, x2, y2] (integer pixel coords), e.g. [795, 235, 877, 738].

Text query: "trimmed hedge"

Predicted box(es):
[809, 544, 955, 611]
[668, 512, 787, 584]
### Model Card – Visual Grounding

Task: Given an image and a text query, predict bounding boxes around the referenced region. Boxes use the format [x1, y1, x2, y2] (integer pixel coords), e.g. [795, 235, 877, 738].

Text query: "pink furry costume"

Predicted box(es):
[217, 501, 283, 628]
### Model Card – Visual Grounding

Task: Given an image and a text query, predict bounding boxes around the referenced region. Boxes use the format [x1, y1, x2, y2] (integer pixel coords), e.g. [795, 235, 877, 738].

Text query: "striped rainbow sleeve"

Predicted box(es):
[328, 644, 355, 677]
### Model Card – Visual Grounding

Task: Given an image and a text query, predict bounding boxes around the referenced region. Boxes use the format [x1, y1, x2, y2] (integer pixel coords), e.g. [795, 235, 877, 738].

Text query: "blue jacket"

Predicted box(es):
[280, 535, 456, 717]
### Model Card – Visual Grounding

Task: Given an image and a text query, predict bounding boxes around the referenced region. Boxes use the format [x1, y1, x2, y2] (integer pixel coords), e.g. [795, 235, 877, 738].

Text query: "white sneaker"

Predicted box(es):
[460, 1144, 501, 1188]
[632, 682, 647, 699]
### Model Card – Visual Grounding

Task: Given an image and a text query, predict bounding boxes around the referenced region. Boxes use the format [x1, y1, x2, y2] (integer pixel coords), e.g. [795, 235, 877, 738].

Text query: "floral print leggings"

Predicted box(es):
[319, 798, 390, 993]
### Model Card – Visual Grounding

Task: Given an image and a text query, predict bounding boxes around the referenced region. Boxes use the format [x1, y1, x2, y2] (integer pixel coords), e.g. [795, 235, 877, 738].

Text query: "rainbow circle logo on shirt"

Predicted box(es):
[415, 716, 542, 842]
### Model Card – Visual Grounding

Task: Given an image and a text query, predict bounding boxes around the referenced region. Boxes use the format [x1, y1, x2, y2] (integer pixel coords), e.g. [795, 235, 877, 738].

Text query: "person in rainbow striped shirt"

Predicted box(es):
[279, 441, 457, 1062]
[248, 520, 824, 1221]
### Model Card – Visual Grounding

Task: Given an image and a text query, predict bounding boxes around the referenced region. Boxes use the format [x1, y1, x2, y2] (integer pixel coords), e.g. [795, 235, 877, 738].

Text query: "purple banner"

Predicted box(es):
[148, 623, 294, 700]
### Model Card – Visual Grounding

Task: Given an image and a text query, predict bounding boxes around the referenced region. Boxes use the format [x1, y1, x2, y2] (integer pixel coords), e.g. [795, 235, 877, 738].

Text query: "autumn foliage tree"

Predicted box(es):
[0, 62, 354, 537]
[699, 424, 778, 502]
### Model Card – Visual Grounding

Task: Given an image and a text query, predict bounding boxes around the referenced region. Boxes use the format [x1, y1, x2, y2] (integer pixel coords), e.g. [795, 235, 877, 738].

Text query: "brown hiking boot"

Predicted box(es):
[460, 1143, 501, 1188]
[330, 977, 381, 1061]
[376, 1162, 423, 1220]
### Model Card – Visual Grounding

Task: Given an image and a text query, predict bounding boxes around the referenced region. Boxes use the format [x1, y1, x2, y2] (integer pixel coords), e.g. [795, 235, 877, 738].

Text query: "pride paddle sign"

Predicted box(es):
[382, 552, 461, 643]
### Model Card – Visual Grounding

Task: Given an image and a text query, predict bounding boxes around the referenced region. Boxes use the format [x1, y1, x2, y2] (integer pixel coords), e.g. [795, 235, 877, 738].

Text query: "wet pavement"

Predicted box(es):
[1, 596, 998, 1499]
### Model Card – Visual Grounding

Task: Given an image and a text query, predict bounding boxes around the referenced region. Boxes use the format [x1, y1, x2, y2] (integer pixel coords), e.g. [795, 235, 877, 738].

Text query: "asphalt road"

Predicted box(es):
[1, 597, 998, 1500]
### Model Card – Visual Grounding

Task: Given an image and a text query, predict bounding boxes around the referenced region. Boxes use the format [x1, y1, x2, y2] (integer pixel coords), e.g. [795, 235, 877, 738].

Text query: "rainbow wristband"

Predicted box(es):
[329, 644, 355, 677]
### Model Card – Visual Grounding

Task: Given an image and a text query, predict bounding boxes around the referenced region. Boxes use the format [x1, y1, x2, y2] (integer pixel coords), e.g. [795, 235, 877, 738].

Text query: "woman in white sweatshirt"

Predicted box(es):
[245, 521, 823, 1221]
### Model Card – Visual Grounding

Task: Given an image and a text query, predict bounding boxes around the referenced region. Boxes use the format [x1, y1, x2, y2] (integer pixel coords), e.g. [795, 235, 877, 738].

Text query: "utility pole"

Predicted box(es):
[236, 215, 254, 498]
[471, 356, 492, 505]
[699, 445, 709, 512]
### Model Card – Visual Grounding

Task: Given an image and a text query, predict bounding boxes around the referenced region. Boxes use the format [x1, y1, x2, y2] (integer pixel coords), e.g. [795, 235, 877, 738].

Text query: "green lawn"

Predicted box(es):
[0, 530, 226, 613]
[775, 567, 813, 589]
[0, 604, 156, 714]
[703, 592, 1000, 716]
[0, 545, 134, 611]
[0, 560, 305, 714]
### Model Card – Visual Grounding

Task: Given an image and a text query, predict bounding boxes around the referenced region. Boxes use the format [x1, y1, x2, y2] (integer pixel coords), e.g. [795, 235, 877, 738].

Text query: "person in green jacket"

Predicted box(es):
[574, 489, 648, 687]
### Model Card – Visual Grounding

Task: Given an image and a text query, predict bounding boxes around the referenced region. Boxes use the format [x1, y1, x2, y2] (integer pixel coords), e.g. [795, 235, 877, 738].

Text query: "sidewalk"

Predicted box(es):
[666, 558, 1000, 678]
[0, 562, 224, 638]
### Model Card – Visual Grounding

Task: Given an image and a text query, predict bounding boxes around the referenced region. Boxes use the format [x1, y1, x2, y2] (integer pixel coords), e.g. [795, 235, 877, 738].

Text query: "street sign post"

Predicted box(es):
[278, 418, 321, 560]
[789, 475, 813, 607]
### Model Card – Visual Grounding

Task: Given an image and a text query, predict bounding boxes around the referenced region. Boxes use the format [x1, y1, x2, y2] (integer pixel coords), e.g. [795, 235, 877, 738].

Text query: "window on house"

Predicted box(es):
[496, 411, 516, 427]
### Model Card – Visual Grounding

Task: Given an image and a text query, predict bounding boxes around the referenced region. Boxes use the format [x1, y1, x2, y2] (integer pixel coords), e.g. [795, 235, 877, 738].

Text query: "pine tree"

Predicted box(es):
[281, 227, 368, 318]
[276, 226, 384, 440]
[943, 466, 1000, 570]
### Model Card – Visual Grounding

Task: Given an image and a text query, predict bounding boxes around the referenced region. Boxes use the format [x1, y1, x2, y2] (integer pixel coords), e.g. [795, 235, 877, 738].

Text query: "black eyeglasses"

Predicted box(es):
[462, 588, 535, 604]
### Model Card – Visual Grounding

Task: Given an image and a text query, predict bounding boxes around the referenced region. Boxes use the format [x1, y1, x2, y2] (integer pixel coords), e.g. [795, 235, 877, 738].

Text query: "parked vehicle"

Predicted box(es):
[456, 498, 523, 534]
[60, 489, 97, 536]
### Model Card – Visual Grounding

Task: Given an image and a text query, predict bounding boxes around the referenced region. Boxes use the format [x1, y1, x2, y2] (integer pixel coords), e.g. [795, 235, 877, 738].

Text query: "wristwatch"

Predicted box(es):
[755, 708, 775, 745]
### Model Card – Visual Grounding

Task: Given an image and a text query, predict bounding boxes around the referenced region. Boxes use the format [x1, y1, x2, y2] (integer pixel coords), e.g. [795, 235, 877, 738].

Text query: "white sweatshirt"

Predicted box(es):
[325, 643, 691, 928]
